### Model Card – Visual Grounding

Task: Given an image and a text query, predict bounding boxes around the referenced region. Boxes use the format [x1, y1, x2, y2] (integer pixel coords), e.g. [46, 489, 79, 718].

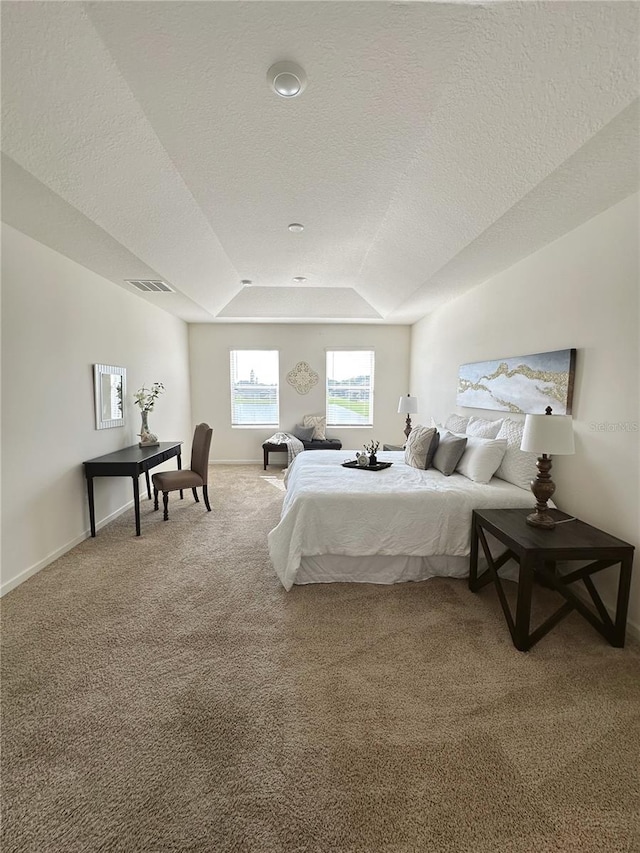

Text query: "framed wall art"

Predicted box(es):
[456, 349, 576, 415]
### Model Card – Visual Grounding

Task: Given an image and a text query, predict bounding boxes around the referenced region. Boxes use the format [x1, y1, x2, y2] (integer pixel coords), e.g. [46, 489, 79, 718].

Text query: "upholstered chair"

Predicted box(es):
[152, 423, 213, 520]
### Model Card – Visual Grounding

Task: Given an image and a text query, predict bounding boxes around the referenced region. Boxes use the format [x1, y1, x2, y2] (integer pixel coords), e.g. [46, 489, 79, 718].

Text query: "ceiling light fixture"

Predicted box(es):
[288, 223, 304, 233]
[292, 276, 307, 284]
[267, 62, 307, 98]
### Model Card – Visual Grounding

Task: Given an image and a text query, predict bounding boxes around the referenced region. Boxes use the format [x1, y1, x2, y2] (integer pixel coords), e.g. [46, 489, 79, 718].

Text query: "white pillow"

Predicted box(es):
[466, 416, 504, 439]
[302, 414, 326, 441]
[494, 418, 538, 491]
[444, 413, 470, 434]
[404, 425, 438, 470]
[456, 436, 507, 484]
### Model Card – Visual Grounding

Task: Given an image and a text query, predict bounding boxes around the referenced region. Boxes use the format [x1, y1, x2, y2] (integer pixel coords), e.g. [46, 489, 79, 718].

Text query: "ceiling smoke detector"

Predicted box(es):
[241, 279, 253, 287]
[288, 223, 304, 233]
[267, 62, 307, 98]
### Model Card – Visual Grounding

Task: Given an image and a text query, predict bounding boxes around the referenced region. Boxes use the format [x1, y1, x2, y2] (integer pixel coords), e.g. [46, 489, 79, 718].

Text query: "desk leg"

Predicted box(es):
[514, 555, 535, 651]
[132, 476, 141, 536]
[613, 555, 634, 647]
[145, 469, 151, 500]
[178, 451, 183, 499]
[87, 477, 96, 537]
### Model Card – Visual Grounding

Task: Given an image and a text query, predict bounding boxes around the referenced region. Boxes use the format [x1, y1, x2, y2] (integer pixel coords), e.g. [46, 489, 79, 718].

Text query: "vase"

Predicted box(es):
[369, 454, 378, 466]
[139, 410, 159, 447]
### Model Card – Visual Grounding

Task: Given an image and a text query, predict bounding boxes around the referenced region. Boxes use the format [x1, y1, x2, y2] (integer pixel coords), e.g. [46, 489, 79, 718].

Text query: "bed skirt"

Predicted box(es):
[295, 553, 488, 586]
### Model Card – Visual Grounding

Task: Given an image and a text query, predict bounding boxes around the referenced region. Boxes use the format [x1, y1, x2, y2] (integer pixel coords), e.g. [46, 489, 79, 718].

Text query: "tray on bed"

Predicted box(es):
[341, 461, 393, 471]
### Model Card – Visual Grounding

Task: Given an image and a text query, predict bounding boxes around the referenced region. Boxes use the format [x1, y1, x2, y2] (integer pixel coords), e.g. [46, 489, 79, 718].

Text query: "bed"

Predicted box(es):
[268, 449, 538, 590]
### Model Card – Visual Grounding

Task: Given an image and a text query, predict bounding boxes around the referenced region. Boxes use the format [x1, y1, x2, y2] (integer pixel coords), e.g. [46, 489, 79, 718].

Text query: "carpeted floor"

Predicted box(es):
[2, 464, 639, 853]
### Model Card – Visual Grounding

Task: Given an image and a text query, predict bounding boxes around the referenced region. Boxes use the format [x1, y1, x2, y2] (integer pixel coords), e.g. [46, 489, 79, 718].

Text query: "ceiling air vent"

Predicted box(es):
[125, 279, 174, 293]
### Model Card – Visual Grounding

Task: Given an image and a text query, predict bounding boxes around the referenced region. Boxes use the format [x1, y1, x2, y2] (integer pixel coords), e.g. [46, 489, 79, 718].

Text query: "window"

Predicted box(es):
[230, 350, 279, 426]
[326, 350, 375, 426]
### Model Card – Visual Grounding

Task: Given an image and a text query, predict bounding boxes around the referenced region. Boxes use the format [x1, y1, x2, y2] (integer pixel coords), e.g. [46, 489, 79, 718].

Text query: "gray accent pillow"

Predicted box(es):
[432, 431, 468, 476]
[292, 424, 315, 442]
[425, 430, 440, 469]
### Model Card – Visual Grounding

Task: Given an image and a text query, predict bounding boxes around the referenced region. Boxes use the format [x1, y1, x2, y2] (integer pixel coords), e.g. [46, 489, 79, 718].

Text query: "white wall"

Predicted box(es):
[1, 225, 192, 594]
[410, 194, 640, 632]
[189, 324, 411, 462]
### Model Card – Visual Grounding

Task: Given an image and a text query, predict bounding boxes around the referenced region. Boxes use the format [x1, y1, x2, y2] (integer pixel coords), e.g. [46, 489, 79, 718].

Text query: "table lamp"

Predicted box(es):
[398, 395, 419, 441]
[521, 406, 575, 529]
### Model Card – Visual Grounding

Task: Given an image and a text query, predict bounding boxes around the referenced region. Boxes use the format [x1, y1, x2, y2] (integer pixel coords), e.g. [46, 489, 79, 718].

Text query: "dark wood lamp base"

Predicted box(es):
[526, 453, 557, 529]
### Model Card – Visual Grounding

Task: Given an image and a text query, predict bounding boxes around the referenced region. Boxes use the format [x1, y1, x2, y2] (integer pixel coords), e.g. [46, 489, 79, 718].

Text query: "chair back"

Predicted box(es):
[190, 423, 213, 483]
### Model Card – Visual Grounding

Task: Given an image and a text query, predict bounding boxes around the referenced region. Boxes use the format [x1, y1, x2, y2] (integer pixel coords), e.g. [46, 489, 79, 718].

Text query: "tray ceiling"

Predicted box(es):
[2, 1, 638, 324]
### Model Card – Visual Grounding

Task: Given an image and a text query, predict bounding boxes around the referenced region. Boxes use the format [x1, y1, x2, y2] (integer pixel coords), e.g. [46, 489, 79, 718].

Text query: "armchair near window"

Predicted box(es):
[152, 423, 213, 521]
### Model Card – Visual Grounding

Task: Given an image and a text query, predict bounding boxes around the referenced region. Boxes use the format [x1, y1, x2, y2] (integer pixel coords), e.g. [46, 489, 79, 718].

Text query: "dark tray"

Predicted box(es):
[341, 461, 393, 471]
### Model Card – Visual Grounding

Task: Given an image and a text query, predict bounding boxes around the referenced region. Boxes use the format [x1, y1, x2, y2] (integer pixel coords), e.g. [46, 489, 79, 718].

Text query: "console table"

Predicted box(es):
[84, 442, 182, 537]
[469, 508, 634, 651]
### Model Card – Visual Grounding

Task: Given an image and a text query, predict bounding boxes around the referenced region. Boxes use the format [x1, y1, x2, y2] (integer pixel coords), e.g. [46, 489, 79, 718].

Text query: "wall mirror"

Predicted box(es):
[94, 364, 126, 429]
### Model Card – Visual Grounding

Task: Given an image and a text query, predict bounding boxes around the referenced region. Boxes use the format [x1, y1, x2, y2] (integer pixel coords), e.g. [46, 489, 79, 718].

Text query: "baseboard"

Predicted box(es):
[211, 458, 264, 465]
[0, 500, 135, 597]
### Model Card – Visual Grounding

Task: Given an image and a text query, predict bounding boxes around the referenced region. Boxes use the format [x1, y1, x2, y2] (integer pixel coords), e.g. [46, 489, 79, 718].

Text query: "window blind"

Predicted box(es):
[326, 350, 375, 426]
[230, 350, 279, 426]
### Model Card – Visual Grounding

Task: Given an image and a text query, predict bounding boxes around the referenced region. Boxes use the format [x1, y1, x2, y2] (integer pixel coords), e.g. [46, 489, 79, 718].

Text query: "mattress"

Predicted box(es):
[268, 450, 536, 590]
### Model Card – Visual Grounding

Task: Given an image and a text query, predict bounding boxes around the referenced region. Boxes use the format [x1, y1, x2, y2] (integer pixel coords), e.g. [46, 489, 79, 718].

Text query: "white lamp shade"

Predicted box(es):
[521, 414, 575, 455]
[398, 395, 418, 415]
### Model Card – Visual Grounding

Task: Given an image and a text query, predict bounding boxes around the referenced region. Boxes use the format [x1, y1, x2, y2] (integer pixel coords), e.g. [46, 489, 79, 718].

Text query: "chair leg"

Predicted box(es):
[153, 486, 159, 511]
[203, 485, 211, 512]
[192, 487, 200, 503]
[162, 492, 169, 521]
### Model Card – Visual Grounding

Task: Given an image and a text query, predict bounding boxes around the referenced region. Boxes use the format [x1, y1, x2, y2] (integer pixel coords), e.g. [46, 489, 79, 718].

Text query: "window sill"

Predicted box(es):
[232, 425, 280, 430]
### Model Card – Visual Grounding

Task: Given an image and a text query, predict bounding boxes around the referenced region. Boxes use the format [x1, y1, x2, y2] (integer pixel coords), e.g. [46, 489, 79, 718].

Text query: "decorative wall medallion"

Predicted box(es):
[457, 349, 576, 414]
[286, 361, 319, 395]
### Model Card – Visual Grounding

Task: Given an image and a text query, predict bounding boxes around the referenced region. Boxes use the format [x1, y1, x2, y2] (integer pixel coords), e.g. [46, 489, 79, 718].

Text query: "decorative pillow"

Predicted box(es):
[425, 431, 440, 469]
[432, 431, 468, 476]
[444, 413, 470, 434]
[456, 436, 508, 484]
[292, 424, 315, 442]
[466, 416, 504, 439]
[494, 418, 538, 491]
[302, 414, 326, 441]
[404, 425, 438, 470]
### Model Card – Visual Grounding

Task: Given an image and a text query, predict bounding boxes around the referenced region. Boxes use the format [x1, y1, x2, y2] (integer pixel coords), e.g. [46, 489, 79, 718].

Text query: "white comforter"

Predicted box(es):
[267, 450, 536, 590]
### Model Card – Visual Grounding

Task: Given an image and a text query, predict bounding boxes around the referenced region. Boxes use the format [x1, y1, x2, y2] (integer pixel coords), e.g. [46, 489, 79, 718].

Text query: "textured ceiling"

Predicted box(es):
[2, 1, 638, 324]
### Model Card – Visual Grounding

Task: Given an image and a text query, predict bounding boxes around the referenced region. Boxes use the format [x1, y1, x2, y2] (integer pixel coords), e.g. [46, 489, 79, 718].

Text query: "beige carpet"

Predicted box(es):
[2, 465, 639, 853]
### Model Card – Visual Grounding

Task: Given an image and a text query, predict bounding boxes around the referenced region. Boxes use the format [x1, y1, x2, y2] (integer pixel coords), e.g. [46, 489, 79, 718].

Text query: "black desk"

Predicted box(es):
[84, 442, 182, 537]
[469, 508, 634, 651]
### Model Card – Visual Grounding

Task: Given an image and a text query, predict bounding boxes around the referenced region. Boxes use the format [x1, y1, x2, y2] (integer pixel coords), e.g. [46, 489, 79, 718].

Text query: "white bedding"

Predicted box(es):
[267, 450, 537, 590]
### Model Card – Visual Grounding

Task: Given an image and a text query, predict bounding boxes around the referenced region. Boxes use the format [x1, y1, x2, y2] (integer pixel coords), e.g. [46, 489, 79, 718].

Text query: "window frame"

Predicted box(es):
[325, 348, 375, 428]
[229, 349, 280, 428]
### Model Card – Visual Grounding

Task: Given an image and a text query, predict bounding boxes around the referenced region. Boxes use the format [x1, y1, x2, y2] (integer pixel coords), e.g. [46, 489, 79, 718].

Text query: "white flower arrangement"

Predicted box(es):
[133, 382, 165, 412]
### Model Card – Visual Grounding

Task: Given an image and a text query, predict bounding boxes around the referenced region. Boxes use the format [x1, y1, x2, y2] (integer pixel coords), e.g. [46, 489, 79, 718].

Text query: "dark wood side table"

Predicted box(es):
[84, 442, 182, 537]
[469, 508, 635, 651]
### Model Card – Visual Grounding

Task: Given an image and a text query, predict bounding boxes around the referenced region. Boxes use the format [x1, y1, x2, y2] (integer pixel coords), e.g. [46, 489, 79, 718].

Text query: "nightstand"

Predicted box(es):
[383, 444, 404, 451]
[469, 508, 634, 651]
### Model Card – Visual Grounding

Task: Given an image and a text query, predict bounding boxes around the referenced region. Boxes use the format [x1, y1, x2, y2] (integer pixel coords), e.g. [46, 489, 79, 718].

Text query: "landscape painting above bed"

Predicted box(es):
[457, 349, 576, 414]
